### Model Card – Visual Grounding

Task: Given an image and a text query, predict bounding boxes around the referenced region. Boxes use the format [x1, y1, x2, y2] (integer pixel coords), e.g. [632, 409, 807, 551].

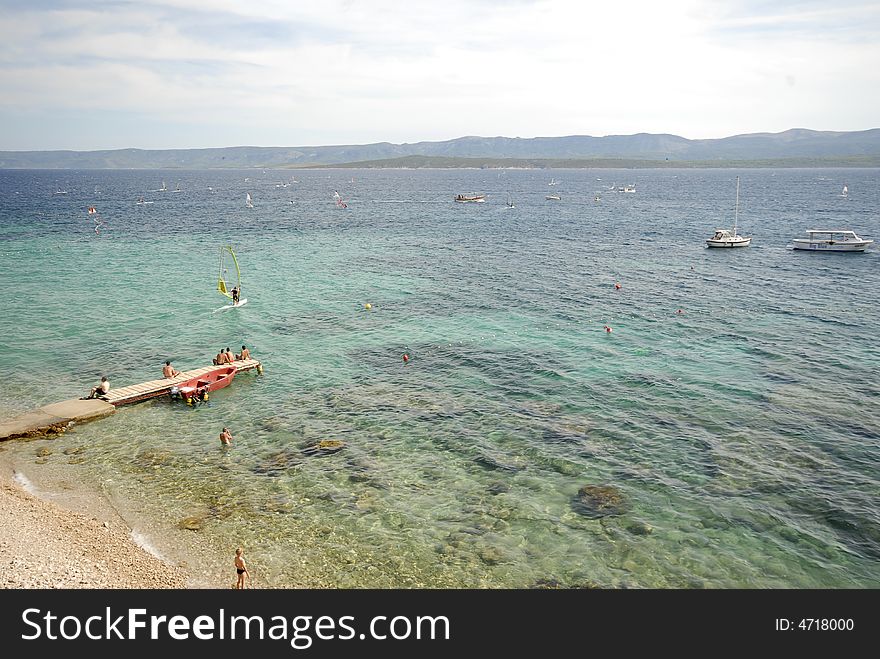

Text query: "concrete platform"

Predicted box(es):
[0, 398, 116, 442]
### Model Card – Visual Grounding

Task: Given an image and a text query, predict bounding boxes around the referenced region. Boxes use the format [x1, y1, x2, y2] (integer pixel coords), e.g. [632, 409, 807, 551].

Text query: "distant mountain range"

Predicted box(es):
[2, 128, 879, 169]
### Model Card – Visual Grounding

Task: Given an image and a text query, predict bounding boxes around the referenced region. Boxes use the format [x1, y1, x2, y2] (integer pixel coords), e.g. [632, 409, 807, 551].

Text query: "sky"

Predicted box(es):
[1, 0, 879, 150]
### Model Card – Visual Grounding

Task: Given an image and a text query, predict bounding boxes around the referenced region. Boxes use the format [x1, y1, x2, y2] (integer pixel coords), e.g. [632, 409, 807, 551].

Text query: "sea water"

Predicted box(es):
[0, 167, 878, 588]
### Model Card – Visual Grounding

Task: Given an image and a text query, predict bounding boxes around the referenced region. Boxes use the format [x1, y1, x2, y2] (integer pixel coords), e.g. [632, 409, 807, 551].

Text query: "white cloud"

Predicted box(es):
[1, 0, 878, 148]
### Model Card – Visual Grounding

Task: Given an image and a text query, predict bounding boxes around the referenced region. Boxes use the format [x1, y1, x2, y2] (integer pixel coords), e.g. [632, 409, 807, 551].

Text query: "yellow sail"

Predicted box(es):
[217, 246, 241, 299]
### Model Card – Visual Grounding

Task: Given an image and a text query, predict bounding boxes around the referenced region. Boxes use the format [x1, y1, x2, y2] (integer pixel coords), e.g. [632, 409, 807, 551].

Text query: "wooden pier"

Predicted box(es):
[103, 358, 262, 406]
[0, 359, 262, 441]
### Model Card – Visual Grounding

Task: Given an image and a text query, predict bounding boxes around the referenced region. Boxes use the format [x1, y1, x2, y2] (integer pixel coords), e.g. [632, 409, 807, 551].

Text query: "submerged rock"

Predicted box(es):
[302, 439, 346, 457]
[177, 516, 203, 531]
[477, 545, 509, 565]
[36, 447, 52, 457]
[487, 481, 510, 495]
[63, 446, 86, 455]
[625, 521, 653, 536]
[474, 452, 525, 473]
[253, 449, 303, 476]
[133, 450, 172, 468]
[571, 484, 629, 519]
[530, 577, 604, 589]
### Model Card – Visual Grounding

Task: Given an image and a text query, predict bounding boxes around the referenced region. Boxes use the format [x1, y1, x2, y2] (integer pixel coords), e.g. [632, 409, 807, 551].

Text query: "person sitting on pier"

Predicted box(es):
[86, 376, 110, 399]
[163, 361, 181, 378]
[213, 349, 225, 366]
[223, 347, 235, 364]
[236, 345, 251, 361]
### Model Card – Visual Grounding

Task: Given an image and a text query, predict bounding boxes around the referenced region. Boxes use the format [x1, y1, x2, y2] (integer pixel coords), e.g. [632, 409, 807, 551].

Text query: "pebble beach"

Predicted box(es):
[0, 457, 187, 589]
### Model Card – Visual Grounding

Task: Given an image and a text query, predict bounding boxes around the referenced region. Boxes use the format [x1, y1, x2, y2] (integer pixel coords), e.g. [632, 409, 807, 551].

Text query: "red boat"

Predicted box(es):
[174, 366, 236, 401]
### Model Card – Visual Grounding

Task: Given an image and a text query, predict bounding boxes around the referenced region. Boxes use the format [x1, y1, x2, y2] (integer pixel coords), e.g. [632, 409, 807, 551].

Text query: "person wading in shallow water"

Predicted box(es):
[234, 547, 249, 589]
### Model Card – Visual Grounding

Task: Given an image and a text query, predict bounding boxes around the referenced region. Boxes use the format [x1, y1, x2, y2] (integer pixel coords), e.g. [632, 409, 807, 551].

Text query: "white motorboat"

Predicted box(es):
[706, 176, 751, 248]
[792, 229, 873, 252]
[454, 194, 486, 203]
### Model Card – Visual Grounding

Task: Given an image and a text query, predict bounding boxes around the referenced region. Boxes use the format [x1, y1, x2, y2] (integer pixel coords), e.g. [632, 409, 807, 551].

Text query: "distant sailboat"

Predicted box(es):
[246, 192, 254, 208]
[161, 180, 167, 192]
[841, 184, 849, 197]
[506, 191, 515, 209]
[334, 190, 348, 209]
[548, 178, 559, 186]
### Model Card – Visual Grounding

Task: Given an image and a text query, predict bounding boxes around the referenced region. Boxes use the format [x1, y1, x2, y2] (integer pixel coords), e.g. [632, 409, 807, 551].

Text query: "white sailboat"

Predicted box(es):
[706, 176, 751, 248]
[246, 192, 254, 208]
[841, 184, 848, 197]
[506, 191, 515, 208]
[548, 178, 559, 186]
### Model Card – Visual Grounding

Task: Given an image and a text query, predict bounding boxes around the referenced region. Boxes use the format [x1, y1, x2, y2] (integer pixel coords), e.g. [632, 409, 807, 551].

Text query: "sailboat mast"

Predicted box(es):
[733, 176, 740, 234]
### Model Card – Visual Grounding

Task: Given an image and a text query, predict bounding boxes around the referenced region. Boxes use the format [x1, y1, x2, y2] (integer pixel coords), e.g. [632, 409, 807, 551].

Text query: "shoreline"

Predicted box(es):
[0, 450, 189, 589]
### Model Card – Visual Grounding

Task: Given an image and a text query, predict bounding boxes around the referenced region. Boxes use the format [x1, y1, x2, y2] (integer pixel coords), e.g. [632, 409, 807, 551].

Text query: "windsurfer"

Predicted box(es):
[232, 286, 240, 305]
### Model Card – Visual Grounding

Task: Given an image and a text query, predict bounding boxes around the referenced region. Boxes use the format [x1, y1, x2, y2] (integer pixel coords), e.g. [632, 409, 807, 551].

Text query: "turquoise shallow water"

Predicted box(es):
[1, 167, 879, 587]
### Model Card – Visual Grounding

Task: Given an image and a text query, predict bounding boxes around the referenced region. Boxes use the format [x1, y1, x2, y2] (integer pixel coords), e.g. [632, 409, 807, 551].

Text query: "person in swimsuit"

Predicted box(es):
[234, 547, 249, 589]
[86, 376, 110, 399]
[220, 427, 233, 446]
[163, 361, 181, 378]
[231, 286, 240, 305]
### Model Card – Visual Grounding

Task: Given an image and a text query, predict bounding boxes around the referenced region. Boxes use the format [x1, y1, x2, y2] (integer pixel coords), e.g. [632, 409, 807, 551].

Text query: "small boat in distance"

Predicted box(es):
[454, 194, 486, 203]
[172, 366, 236, 401]
[246, 192, 254, 208]
[841, 184, 848, 197]
[548, 178, 559, 186]
[706, 176, 751, 248]
[506, 191, 515, 208]
[792, 229, 873, 252]
[615, 184, 636, 193]
[545, 194, 561, 201]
